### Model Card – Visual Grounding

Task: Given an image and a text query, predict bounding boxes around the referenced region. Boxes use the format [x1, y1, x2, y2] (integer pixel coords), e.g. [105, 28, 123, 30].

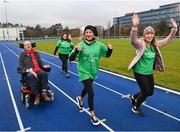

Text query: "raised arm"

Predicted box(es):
[100, 43, 113, 57]
[69, 45, 82, 61]
[157, 19, 177, 47]
[130, 14, 143, 49]
[106, 44, 113, 57]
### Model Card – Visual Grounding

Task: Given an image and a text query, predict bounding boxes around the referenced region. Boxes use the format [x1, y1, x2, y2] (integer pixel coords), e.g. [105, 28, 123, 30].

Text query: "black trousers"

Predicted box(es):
[81, 78, 94, 111]
[133, 72, 154, 108]
[58, 54, 69, 73]
[26, 70, 48, 96]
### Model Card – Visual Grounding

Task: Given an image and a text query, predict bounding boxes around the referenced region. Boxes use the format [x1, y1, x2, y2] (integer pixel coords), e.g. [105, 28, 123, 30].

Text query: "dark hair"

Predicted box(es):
[84, 25, 98, 37]
[60, 32, 71, 42]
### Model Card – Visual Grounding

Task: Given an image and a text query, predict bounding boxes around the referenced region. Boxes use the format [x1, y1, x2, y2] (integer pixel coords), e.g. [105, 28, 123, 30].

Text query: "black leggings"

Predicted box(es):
[133, 72, 154, 108]
[81, 78, 94, 111]
[58, 54, 69, 73]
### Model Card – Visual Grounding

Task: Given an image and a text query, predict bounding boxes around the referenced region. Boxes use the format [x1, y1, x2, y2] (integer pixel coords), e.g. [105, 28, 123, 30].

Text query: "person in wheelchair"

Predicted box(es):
[19, 40, 51, 105]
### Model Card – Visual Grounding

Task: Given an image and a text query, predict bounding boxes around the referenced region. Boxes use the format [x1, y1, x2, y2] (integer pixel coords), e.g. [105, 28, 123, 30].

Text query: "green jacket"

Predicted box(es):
[133, 43, 156, 75]
[70, 40, 110, 81]
[56, 40, 73, 55]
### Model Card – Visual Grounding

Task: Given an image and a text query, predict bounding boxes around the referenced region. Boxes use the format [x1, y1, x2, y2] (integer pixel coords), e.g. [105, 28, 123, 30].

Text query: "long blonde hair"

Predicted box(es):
[143, 37, 157, 48]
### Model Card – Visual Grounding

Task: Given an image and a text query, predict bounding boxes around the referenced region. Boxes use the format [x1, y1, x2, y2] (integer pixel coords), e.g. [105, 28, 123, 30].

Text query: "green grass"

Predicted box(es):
[35, 38, 180, 91]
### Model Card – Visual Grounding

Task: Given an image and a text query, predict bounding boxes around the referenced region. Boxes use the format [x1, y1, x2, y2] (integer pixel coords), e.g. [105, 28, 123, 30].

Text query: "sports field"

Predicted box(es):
[36, 38, 180, 91]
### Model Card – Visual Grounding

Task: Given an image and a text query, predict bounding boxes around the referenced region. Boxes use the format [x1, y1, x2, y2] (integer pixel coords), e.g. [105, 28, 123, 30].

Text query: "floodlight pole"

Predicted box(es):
[4, 0, 9, 40]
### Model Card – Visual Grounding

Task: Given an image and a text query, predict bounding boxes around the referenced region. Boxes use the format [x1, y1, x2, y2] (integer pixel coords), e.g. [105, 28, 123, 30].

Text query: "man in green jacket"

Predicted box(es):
[69, 25, 112, 125]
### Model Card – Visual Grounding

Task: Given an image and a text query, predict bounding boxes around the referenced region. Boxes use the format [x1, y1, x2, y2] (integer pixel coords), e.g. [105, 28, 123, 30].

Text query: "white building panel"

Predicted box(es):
[0, 27, 26, 41]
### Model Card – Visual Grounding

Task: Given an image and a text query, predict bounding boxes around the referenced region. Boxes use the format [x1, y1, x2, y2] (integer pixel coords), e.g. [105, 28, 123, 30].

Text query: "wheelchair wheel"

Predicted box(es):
[25, 94, 30, 108]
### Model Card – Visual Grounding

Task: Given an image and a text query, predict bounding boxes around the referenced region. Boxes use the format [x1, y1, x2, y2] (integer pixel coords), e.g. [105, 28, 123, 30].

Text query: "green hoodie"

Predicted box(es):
[70, 40, 108, 81]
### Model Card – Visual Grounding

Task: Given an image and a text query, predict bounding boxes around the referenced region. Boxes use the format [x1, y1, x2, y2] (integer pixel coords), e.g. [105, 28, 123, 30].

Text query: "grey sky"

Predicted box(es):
[0, 0, 179, 28]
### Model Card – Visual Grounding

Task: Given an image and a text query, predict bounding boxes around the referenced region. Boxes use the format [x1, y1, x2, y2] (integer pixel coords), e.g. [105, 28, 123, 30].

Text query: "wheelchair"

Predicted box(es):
[17, 66, 54, 108]
[17, 42, 54, 108]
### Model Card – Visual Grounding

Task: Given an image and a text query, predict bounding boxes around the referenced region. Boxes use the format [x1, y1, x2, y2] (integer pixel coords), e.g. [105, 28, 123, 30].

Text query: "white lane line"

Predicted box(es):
[0, 53, 27, 132]
[4, 44, 180, 122]
[3, 44, 114, 132]
[143, 104, 180, 122]
[3, 44, 19, 57]
[121, 94, 130, 98]
[80, 107, 90, 113]
[49, 80, 114, 132]
[16, 127, 31, 132]
[99, 69, 180, 96]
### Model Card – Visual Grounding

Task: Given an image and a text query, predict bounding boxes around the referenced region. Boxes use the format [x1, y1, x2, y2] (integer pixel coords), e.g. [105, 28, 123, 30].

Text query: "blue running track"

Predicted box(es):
[0, 42, 180, 131]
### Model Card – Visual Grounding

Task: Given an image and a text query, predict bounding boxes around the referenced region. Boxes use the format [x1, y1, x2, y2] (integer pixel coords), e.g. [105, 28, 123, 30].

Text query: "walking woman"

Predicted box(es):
[54, 32, 74, 77]
[69, 25, 113, 125]
[129, 14, 177, 116]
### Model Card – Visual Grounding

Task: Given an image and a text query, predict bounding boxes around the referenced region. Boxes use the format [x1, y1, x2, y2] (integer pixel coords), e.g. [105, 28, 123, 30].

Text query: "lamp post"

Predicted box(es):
[4, 0, 9, 40]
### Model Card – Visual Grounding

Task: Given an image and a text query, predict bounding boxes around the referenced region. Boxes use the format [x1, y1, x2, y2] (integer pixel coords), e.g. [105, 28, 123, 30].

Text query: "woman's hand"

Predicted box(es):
[132, 14, 139, 27]
[29, 70, 37, 78]
[43, 65, 50, 68]
[108, 44, 113, 49]
[171, 19, 177, 29]
[76, 45, 82, 51]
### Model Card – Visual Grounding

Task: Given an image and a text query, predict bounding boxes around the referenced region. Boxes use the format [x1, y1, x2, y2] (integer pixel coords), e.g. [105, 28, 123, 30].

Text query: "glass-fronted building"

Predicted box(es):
[113, 2, 180, 30]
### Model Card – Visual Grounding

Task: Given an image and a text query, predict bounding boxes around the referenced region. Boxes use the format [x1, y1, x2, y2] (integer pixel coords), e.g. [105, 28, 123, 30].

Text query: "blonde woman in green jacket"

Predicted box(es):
[69, 25, 112, 125]
[54, 32, 74, 77]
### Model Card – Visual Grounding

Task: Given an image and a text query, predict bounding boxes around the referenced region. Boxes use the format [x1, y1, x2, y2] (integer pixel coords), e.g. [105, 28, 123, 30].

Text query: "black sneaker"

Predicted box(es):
[90, 116, 100, 125]
[76, 96, 83, 109]
[132, 106, 144, 117]
[129, 94, 135, 106]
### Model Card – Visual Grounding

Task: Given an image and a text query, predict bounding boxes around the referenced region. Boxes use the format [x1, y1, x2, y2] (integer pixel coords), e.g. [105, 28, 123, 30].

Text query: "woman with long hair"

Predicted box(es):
[129, 14, 177, 116]
[54, 32, 74, 77]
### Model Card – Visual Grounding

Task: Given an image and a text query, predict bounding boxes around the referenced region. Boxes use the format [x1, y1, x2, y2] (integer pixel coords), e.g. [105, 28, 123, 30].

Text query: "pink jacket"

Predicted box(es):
[128, 27, 177, 72]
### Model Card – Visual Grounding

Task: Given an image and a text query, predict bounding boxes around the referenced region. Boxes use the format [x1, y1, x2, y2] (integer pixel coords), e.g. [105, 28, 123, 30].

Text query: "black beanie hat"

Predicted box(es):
[84, 25, 98, 37]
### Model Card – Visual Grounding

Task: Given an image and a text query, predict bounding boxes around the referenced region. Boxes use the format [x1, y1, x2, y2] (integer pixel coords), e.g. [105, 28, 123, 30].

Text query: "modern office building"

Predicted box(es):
[113, 2, 180, 35]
